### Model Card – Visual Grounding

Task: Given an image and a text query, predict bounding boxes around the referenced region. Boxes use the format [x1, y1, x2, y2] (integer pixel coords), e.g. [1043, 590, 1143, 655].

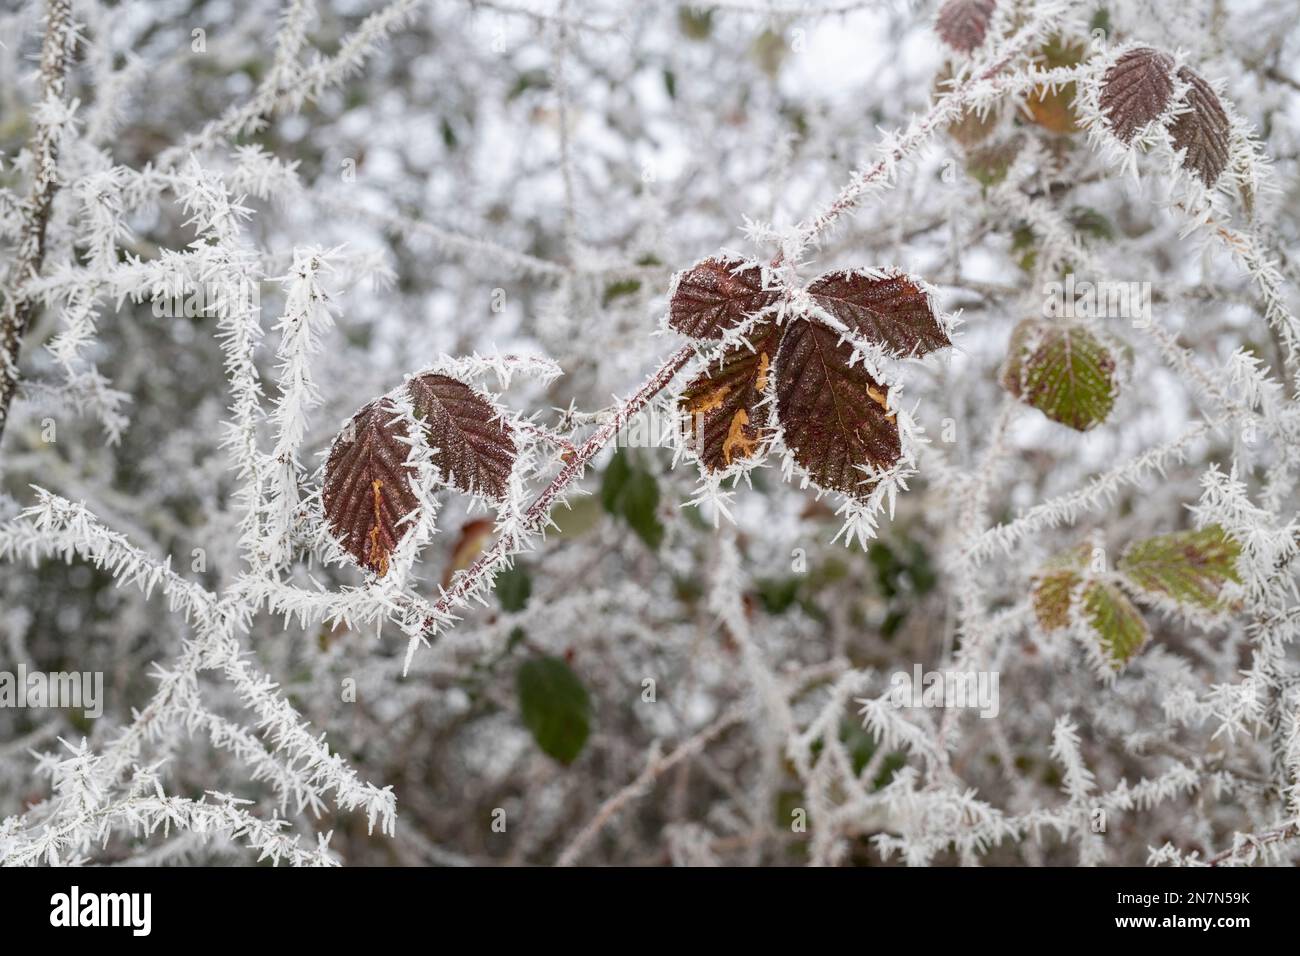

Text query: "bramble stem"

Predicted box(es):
[0, 0, 75, 448]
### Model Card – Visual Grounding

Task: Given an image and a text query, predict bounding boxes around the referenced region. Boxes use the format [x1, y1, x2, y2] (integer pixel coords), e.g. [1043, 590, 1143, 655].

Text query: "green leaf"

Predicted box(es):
[1118, 524, 1242, 613]
[1081, 580, 1149, 669]
[601, 449, 633, 514]
[1089, 7, 1112, 38]
[507, 68, 551, 101]
[868, 539, 936, 599]
[621, 469, 664, 550]
[1069, 206, 1115, 243]
[677, 6, 713, 40]
[662, 69, 677, 100]
[601, 450, 665, 550]
[1011, 224, 1038, 273]
[495, 564, 532, 612]
[601, 278, 642, 307]
[757, 577, 801, 614]
[966, 138, 1020, 187]
[1001, 319, 1119, 431]
[516, 656, 591, 765]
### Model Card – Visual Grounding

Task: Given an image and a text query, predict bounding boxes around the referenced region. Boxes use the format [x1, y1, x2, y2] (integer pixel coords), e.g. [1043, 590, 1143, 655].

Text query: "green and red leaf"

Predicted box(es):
[1118, 524, 1242, 613]
[1001, 319, 1119, 431]
[1032, 569, 1081, 633]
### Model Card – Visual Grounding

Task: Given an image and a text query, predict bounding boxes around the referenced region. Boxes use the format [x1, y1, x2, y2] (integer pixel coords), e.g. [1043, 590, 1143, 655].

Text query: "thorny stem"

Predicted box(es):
[555, 703, 748, 866]
[407, 6, 1062, 663]
[1206, 821, 1300, 866]
[154, 0, 418, 169]
[516, 421, 579, 460]
[0, 0, 75, 449]
[782, 25, 1043, 260]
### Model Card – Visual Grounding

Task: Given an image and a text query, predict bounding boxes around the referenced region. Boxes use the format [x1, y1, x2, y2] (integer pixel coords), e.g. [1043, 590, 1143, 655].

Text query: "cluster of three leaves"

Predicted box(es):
[1032, 525, 1242, 670]
[671, 257, 949, 499]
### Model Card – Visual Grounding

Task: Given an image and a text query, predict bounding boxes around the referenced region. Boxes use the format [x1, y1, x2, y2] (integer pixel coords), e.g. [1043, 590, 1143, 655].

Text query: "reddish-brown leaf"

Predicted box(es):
[407, 372, 515, 500]
[442, 517, 495, 588]
[679, 321, 779, 472]
[323, 399, 420, 577]
[806, 271, 949, 357]
[1100, 47, 1174, 144]
[1169, 67, 1230, 187]
[935, 0, 997, 54]
[774, 319, 901, 497]
[668, 256, 778, 340]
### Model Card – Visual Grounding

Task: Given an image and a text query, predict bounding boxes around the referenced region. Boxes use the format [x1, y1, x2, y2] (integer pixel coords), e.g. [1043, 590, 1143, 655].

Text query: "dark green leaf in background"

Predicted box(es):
[516, 656, 591, 765]
[495, 563, 532, 612]
[601, 449, 665, 550]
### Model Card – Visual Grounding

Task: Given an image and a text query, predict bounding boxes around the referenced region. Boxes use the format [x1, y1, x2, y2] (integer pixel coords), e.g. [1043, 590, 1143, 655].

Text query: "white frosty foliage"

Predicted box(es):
[1, 0, 1299, 868]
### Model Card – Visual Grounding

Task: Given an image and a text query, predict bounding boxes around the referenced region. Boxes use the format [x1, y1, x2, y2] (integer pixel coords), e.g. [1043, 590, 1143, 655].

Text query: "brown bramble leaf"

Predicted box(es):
[1099, 47, 1174, 144]
[965, 136, 1022, 187]
[806, 270, 950, 357]
[668, 256, 778, 340]
[676, 263, 950, 499]
[323, 398, 420, 577]
[1169, 66, 1230, 187]
[442, 517, 495, 589]
[679, 320, 779, 472]
[1032, 569, 1080, 632]
[774, 318, 901, 498]
[935, 0, 997, 54]
[1030, 542, 1090, 633]
[407, 372, 515, 500]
